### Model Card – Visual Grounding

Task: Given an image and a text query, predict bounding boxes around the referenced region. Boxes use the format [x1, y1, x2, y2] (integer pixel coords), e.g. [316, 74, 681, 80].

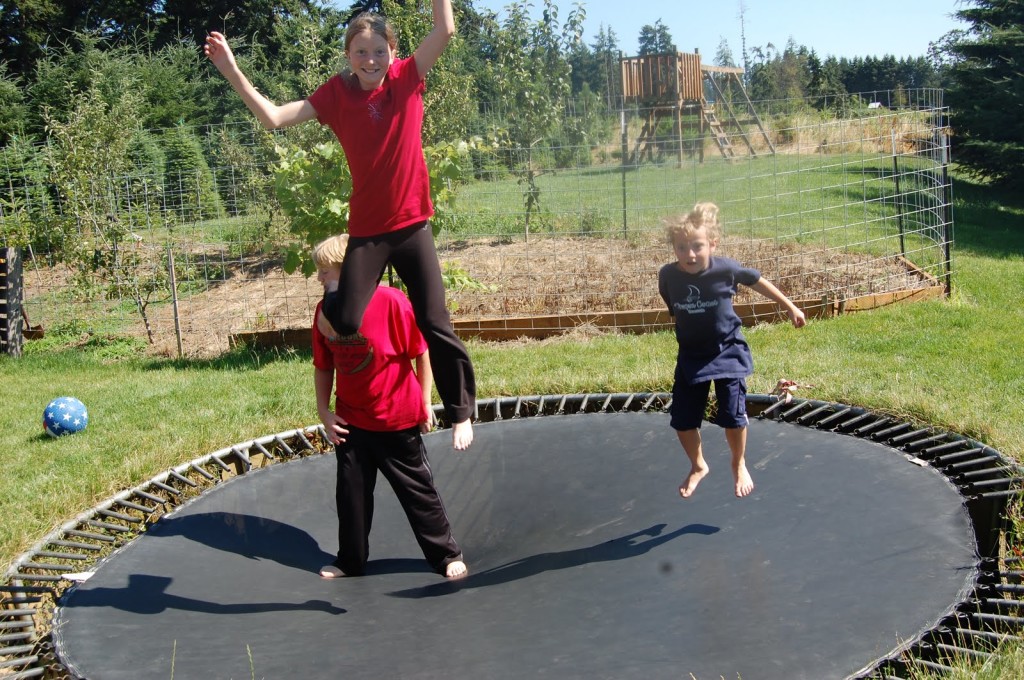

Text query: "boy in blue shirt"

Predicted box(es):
[658, 203, 806, 498]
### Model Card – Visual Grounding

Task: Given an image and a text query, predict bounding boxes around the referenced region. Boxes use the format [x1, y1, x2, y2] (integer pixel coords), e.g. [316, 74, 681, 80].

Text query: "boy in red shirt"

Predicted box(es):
[312, 234, 466, 580]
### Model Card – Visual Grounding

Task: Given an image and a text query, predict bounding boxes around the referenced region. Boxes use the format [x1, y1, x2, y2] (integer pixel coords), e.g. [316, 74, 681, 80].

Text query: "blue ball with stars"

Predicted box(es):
[43, 396, 89, 437]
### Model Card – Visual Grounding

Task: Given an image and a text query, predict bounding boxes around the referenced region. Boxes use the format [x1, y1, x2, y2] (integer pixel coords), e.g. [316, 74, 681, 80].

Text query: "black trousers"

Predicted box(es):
[333, 425, 462, 576]
[322, 222, 476, 423]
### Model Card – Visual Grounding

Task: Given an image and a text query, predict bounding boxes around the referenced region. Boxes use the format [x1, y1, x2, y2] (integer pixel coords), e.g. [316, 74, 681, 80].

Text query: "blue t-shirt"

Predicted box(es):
[658, 256, 761, 384]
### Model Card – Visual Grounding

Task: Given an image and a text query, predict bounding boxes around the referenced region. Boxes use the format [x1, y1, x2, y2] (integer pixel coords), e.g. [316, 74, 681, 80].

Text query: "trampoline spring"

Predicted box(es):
[293, 430, 315, 452]
[853, 417, 893, 436]
[229, 447, 252, 470]
[971, 489, 1023, 501]
[922, 440, 976, 457]
[3, 669, 45, 680]
[554, 395, 568, 415]
[641, 393, 661, 411]
[986, 582, 1024, 595]
[621, 393, 635, 411]
[888, 428, 935, 446]
[0, 620, 33, 630]
[114, 498, 152, 513]
[0, 585, 53, 594]
[85, 519, 130, 533]
[945, 457, 1005, 473]
[793, 402, 832, 424]
[272, 435, 294, 456]
[0, 643, 36, 656]
[952, 626, 1022, 644]
[911, 658, 954, 673]
[150, 480, 181, 496]
[64, 529, 116, 543]
[5, 573, 61, 583]
[0, 654, 38, 670]
[0, 609, 36, 619]
[190, 463, 216, 481]
[599, 394, 614, 412]
[18, 561, 74, 572]
[812, 406, 854, 429]
[491, 397, 504, 420]
[49, 540, 102, 551]
[967, 478, 1021, 491]
[208, 454, 232, 472]
[758, 398, 788, 418]
[967, 610, 1024, 626]
[32, 551, 88, 561]
[902, 433, 953, 452]
[950, 466, 1014, 482]
[934, 642, 991, 661]
[837, 412, 877, 431]
[97, 509, 141, 523]
[871, 421, 913, 440]
[776, 400, 811, 421]
[978, 597, 1024, 612]
[931, 447, 989, 465]
[252, 440, 276, 460]
[167, 470, 198, 488]
[0, 632, 34, 644]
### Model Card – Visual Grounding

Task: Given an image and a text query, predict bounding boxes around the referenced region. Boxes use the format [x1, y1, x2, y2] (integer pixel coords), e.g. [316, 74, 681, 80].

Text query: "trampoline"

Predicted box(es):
[4, 394, 1021, 679]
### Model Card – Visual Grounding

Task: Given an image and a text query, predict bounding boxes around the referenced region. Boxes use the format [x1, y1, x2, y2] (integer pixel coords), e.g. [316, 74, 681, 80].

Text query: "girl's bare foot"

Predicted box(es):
[452, 419, 473, 450]
[679, 465, 709, 498]
[445, 560, 468, 579]
[734, 464, 755, 497]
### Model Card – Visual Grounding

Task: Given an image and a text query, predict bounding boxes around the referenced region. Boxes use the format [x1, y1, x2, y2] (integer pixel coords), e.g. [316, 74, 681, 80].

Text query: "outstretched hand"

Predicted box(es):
[204, 31, 237, 74]
[789, 308, 807, 328]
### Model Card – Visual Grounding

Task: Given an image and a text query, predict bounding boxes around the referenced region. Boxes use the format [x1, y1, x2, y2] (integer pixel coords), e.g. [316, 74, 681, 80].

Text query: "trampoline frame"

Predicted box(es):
[1, 392, 1022, 679]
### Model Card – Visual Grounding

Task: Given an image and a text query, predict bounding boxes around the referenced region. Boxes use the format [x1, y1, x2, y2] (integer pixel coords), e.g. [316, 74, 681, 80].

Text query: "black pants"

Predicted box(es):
[322, 221, 476, 423]
[333, 425, 462, 576]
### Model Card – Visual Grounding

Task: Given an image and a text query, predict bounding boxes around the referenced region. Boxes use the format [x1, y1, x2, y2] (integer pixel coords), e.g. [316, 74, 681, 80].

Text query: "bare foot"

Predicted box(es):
[445, 560, 468, 579]
[734, 464, 755, 497]
[319, 564, 345, 579]
[452, 419, 473, 450]
[679, 465, 709, 498]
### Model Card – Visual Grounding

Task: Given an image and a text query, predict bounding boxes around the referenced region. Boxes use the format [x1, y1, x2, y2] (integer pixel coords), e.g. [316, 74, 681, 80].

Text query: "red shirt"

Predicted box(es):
[312, 286, 428, 431]
[307, 57, 434, 238]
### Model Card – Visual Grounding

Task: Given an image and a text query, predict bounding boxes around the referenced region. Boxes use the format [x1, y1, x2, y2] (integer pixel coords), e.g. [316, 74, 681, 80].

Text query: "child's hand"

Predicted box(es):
[420, 408, 437, 434]
[317, 310, 340, 342]
[204, 31, 237, 72]
[320, 412, 349, 445]
[789, 308, 807, 328]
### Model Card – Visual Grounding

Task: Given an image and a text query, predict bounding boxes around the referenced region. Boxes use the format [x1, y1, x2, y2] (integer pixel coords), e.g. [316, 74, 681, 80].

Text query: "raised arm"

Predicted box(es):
[413, 0, 456, 79]
[204, 31, 317, 129]
[750, 278, 807, 328]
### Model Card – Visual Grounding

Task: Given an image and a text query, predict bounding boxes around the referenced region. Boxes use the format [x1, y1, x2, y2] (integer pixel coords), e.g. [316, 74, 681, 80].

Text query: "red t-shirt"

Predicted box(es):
[312, 286, 428, 431]
[307, 57, 434, 238]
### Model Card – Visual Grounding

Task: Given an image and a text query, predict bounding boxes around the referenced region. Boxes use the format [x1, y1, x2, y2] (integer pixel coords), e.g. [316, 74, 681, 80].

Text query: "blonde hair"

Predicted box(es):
[344, 11, 397, 53]
[313, 234, 349, 270]
[665, 202, 722, 244]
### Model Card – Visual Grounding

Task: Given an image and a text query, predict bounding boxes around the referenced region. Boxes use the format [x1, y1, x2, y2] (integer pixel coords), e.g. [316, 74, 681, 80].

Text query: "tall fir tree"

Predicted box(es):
[943, 0, 1024, 186]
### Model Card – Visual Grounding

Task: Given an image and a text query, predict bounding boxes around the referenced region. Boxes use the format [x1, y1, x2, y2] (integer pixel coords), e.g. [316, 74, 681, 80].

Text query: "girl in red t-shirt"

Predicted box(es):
[205, 0, 475, 450]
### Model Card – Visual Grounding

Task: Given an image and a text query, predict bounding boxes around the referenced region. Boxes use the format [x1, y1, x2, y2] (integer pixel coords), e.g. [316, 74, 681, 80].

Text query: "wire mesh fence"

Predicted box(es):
[0, 89, 951, 357]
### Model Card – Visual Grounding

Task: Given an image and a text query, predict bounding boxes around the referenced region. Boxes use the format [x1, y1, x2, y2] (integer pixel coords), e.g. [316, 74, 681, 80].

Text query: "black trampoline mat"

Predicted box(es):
[53, 412, 978, 680]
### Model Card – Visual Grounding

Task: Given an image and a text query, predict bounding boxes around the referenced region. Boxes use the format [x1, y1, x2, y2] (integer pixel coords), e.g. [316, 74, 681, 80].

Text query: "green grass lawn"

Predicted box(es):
[1, 168, 1022, 675]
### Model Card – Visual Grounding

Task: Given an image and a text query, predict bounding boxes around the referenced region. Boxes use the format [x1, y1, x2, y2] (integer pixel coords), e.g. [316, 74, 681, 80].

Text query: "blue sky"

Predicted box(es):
[471, 0, 967, 61]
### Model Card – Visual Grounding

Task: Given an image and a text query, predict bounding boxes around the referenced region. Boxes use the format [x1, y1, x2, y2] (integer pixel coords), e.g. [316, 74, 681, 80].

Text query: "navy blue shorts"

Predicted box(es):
[670, 377, 749, 431]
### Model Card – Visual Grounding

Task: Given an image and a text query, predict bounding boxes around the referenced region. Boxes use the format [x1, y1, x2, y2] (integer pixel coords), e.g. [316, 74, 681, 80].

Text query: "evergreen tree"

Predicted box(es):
[943, 0, 1024, 185]
[637, 19, 675, 56]
[714, 37, 737, 68]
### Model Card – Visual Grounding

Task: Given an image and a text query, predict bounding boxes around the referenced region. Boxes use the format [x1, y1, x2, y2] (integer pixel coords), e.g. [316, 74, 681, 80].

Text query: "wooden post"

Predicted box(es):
[1, 247, 24, 357]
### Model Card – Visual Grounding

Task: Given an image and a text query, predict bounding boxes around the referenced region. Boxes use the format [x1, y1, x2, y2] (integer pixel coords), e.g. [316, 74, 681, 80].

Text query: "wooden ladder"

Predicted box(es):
[701, 103, 735, 158]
